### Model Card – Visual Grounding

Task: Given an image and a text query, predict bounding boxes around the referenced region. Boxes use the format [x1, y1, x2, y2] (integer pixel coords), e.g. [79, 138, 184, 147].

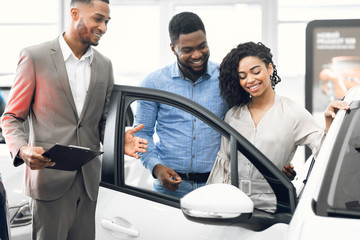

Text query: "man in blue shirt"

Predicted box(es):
[134, 12, 229, 198]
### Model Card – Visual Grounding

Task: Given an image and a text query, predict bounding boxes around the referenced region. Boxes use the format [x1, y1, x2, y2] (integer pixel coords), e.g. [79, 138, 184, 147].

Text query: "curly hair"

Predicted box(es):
[219, 42, 281, 108]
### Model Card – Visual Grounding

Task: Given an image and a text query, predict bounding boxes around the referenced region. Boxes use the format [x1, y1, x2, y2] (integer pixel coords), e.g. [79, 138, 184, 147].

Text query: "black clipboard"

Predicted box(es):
[43, 144, 103, 171]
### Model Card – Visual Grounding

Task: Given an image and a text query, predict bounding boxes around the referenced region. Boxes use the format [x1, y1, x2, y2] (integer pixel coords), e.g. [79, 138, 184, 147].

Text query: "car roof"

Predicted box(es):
[343, 85, 360, 103]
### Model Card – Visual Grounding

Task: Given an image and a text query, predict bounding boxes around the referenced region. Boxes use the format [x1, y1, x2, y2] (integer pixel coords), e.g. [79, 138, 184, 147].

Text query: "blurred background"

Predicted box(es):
[1, 0, 360, 164]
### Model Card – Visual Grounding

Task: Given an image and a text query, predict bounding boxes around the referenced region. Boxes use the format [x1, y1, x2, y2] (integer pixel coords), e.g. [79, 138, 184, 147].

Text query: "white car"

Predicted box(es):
[285, 86, 360, 239]
[0, 171, 11, 240]
[2, 79, 359, 239]
[0, 75, 32, 240]
[95, 84, 360, 239]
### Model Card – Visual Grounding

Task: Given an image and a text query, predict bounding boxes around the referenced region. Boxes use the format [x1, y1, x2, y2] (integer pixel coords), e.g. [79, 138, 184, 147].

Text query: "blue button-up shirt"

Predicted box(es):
[134, 61, 229, 175]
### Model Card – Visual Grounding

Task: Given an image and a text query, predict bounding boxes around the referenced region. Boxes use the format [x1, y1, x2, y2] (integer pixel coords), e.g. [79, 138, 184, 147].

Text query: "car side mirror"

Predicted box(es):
[180, 183, 254, 225]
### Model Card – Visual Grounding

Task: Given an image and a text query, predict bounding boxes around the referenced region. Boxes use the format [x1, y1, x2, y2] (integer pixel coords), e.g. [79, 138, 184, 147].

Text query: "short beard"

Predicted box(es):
[177, 56, 208, 79]
[77, 18, 97, 46]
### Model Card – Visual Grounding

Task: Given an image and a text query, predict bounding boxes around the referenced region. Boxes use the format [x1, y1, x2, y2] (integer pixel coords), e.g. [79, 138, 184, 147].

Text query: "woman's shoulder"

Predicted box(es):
[224, 105, 246, 122]
[275, 94, 314, 122]
[276, 94, 307, 112]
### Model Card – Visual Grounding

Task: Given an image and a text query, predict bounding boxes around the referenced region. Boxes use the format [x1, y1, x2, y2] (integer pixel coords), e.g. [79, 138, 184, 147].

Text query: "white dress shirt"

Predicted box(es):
[59, 34, 93, 116]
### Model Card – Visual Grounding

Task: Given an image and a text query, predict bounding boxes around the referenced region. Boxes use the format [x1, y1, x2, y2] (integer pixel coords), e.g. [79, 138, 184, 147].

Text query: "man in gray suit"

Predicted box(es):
[0, 0, 147, 239]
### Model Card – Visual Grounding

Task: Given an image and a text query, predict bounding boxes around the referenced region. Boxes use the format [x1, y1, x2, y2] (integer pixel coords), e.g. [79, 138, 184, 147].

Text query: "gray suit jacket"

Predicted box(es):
[1, 38, 114, 201]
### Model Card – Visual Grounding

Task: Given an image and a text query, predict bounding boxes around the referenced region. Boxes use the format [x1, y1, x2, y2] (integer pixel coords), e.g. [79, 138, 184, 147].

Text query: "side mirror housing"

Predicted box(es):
[180, 183, 254, 224]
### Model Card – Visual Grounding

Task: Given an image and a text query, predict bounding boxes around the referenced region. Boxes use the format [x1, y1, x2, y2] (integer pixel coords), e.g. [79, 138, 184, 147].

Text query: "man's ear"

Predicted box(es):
[70, 8, 79, 20]
[170, 43, 176, 55]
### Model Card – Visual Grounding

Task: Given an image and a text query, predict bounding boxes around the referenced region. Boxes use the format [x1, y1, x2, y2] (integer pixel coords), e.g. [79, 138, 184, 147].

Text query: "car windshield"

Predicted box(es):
[318, 100, 360, 218]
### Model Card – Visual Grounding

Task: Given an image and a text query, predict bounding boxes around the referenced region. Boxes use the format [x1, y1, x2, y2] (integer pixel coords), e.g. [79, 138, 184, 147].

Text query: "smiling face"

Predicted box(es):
[72, 0, 110, 46]
[238, 56, 274, 98]
[171, 30, 210, 81]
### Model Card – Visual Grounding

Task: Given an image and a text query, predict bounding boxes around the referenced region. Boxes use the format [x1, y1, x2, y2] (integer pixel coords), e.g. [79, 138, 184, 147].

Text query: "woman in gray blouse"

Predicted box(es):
[207, 41, 349, 212]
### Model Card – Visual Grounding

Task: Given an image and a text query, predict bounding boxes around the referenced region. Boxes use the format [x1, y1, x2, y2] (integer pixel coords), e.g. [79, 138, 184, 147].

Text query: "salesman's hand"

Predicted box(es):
[124, 124, 148, 159]
[153, 164, 182, 191]
[19, 146, 55, 170]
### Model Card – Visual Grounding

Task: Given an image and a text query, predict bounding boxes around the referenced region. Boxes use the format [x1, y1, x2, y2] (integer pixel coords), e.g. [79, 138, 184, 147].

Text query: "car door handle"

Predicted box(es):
[101, 218, 139, 237]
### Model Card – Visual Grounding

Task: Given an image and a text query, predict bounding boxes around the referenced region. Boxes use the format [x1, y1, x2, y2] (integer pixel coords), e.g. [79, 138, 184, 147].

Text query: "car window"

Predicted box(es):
[0, 88, 10, 143]
[0, 91, 5, 114]
[101, 85, 297, 216]
[317, 100, 360, 218]
[0, 88, 29, 143]
[124, 101, 153, 191]
[123, 99, 222, 194]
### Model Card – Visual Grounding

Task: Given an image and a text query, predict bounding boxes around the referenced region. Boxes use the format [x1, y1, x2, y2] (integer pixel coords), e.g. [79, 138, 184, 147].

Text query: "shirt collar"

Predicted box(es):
[171, 61, 212, 81]
[58, 33, 94, 64]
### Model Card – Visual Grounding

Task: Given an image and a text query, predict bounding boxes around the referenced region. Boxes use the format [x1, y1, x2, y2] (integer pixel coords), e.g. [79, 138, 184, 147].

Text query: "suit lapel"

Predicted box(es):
[50, 39, 78, 118]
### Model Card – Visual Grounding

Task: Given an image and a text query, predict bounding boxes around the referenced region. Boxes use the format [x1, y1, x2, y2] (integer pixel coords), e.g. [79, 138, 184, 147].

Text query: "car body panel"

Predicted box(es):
[0, 171, 10, 240]
[0, 75, 32, 239]
[96, 187, 289, 240]
[96, 85, 296, 239]
[96, 187, 270, 240]
[2, 78, 360, 239]
[0, 141, 32, 240]
[285, 86, 360, 239]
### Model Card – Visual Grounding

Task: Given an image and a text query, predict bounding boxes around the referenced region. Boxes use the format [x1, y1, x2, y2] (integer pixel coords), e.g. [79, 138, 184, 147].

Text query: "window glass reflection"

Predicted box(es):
[329, 106, 360, 211]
